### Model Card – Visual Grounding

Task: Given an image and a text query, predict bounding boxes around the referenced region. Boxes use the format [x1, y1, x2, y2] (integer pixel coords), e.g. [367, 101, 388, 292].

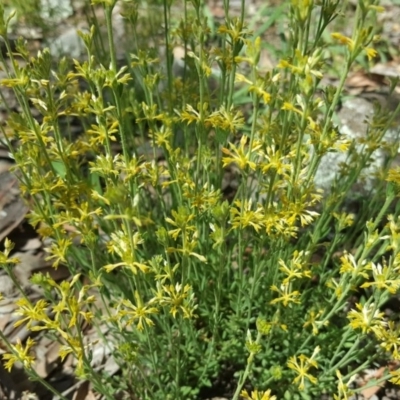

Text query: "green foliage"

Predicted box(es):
[1, 0, 42, 25]
[1, 0, 400, 399]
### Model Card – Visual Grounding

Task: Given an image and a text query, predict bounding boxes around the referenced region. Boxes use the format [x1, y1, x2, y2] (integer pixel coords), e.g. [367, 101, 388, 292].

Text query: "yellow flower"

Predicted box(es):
[230, 199, 265, 232]
[278, 250, 312, 284]
[347, 303, 386, 334]
[240, 388, 276, 400]
[331, 33, 354, 50]
[389, 368, 400, 385]
[339, 252, 369, 279]
[287, 346, 320, 390]
[3, 337, 36, 372]
[334, 370, 356, 400]
[364, 47, 377, 61]
[373, 321, 400, 359]
[155, 282, 196, 319]
[0, 238, 20, 265]
[270, 283, 301, 306]
[205, 106, 244, 133]
[260, 146, 292, 177]
[361, 262, 400, 294]
[180, 104, 200, 125]
[303, 309, 328, 335]
[45, 238, 72, 269]
[116, 291, 158, 331]
[222, 135, 258, 171]
[281, 102, 303, 115]
[13, 298, 49, 329]
[105, 230, 149, 274]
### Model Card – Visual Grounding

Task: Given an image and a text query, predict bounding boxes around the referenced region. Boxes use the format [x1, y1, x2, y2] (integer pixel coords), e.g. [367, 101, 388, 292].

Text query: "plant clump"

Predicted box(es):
[0, 0, 400, 399]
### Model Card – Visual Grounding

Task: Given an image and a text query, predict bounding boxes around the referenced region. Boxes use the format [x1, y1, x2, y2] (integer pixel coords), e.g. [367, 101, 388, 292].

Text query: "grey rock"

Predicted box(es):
[40, 0, 73, 23]
[314, 97, 399, 194]
[48, 26, 86, 58]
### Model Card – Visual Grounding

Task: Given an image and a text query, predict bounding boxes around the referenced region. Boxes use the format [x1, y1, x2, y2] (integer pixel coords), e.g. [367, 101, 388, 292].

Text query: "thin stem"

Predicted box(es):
[232, 331, 262, 400]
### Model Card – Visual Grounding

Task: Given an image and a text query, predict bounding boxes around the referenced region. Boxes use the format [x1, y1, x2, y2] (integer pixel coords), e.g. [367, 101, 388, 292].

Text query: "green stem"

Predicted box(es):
[232, 331, 262, 400]
[163, 0, 173, 113]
